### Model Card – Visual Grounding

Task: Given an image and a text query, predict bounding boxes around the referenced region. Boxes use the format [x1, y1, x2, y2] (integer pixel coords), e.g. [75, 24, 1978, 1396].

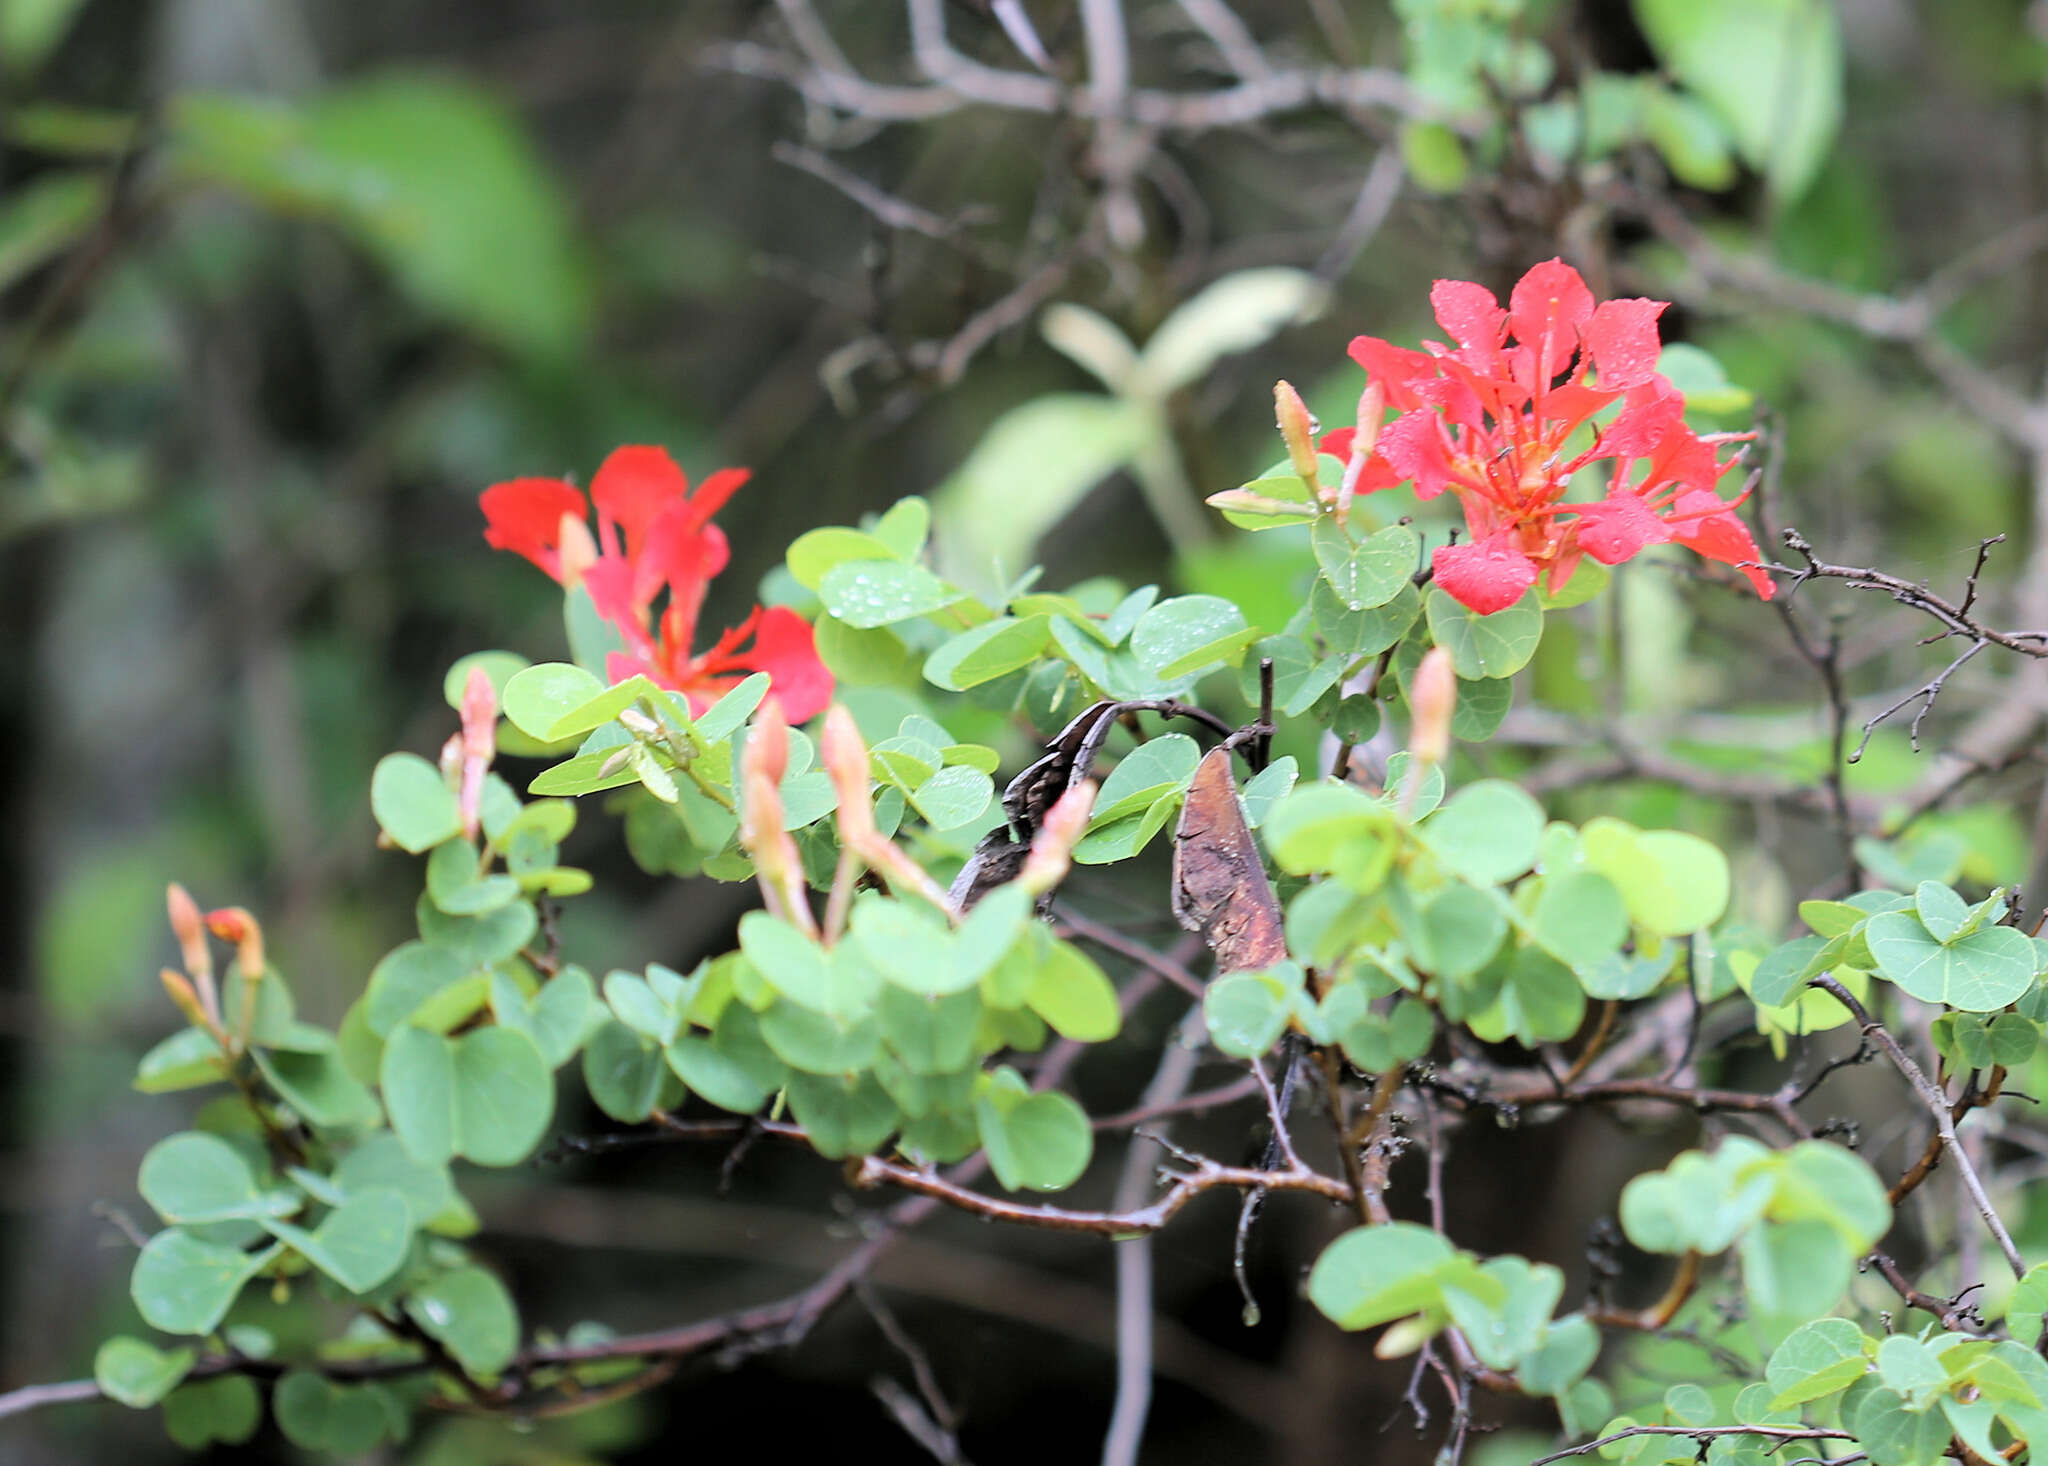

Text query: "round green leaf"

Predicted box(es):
[1420, 780, 1544, 885]
[139, 1133, 293, 1225]
[162, 1375, 262, 1449]
[131, 1229, 273, 1336]
[1763, 1316, 1870, 1409]
[975, 1077, 1092, 1192]
[922, 615, 1055, 691]
[406, 1265, 519, 1376]
[500, 662, 604, 740]
[93, 1336, 194, 1409]
[370, 753, 462, 855]
[1203, 972, 1291, 1058]
[820, 559, 963, 629]
[261, 1187, 412, 1294]
[1307, 1222, 1456, 1330]
[1129, 595, 1255, 681]
[1424, 588, 1542, 678]
[1023, 941, 1120, 1042]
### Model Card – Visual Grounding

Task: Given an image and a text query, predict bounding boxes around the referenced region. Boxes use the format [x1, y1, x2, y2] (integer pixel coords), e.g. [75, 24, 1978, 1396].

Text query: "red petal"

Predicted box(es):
[685, 466, 751, 528]
[741, 606, 835, 723]
[1571, 491, 1670, 565]
[1430, 279, 1507, 371]
[1600, 392, 1686, 459]
[1379, 410, 1463, 500]
[1667, 495, 1773, 598]
[1582, 298, 1668, 389]
[639, 518, 730, 624]
[583, 558, 658, 662]
[480, 478, 587, 579]
[1347, 335, 1439, 412]
[1508, 259, 1595, 386]
[1320, 426, 1357, 457]
[591, 446, 689, 557]
[1431, 533, 1538, 615]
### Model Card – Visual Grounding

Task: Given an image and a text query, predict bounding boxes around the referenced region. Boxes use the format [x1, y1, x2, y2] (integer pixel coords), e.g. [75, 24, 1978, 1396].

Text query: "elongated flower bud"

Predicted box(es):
[205, 907, 265, 979]
[159, 968, 213, 1033]
[1274, 380, 1321, 490]
[1409, 646, 1457, 769]
[1020, 781, 1096, 898]
[166, 883, 212, 987]
[821, 703, 956, 917]
[1337, 381, 1387, 526]
[740, 703, 815, 934]
[458, 667, 497, 839]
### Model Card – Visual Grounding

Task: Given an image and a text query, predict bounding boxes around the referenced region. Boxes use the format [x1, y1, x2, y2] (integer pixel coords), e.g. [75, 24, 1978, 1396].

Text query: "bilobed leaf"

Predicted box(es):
[908, 765, 993, 829]
[1763, 1316, 1869, 1408]
[1314, 521, 1419, 611]
[1204, 971, 1292, 1058]
[382, 1024, 553, 1167]
[1865, 912, 2036, 1011]
[975, 1076, 1092, 1192]
[1130, 595, 1257, 681]
[1425, 589, 1543, 679]
[261, 1188, 412, 1294]
[1308, 1223, 1457, 1330]
[501, 663, 605, 741]
[93, 1336, 194, 1409]
[583, 1019, 666, 1122]
[370, 753, 462, 854]
[1419, 780, 1545, 885]
[161, 1375, 263, 1449]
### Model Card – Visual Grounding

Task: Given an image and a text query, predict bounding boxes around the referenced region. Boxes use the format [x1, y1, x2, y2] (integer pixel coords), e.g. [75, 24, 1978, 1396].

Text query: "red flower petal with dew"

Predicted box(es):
[1430, 279, 1507, 373]
[1378, 409, 1463, 500]
[1346, 335, 1438, 412]
[1582, 298, 1668, 389]
[1667, 492, 1774, 598]
[591, 446, 689, 559]
[1600, 391, 1686, 460]
[1432, 532, 1539, 615]
[1572, 490, 1671, 566]
[481, 477, 588, 580]
[1508, 259, 1595, 386]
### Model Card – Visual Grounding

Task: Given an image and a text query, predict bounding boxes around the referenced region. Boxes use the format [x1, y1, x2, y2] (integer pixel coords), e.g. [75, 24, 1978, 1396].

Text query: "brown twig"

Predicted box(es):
[1808, 975, 2025, 1278]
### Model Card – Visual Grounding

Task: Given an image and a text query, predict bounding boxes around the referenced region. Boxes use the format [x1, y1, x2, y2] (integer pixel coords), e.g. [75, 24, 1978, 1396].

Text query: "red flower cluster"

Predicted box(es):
[481, 447, 833, 722]
[1323, 259, 1770, 615]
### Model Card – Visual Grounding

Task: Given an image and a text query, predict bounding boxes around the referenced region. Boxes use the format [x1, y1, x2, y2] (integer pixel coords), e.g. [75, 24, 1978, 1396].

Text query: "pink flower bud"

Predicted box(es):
[457, 667, 497, 838]
[820, 704, 876, 845]
[1020, 780, 1097, 898]
[747, 699, 792, 787]
[166, 883, 213, 987]
[1274, 380, 1322, 488]
[1352, 381, 1386, 459]
[159, 968, 213, 1033]
[1409, 646, 1457, 768]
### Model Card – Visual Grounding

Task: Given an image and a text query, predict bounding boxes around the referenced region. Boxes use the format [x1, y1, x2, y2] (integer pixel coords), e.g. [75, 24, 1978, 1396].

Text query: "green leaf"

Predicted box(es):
[821, 559, 964, 629]
[975, 1077, 1092, 1193]
[1425, 588, 1542, 678]
[1024, 941, 1121, 1042]
[1315, 580, 1422, 659]
[666, 1006, 784, 1114]
[908, 765, 994, 830]
[1763, 1316, 1869, 1408]
[134, 1027, 232, 1094]
[1531, 871, 1630, 972]
[877, 987, 982, 1075]
[161, 1375, 262, 1449]
[2010, 1263, 2048, 1348]
[1846, 1382, 1954, 1466]
[1771, 1140, 1891, 1251]
[760, 999, 881, 1075]
[1314, 521, 1419, 611]
[1865, 913, 2037, 1011]
[1468, 948, 1586, 1047]
[501, 662, 604, 741]
[370, 753, 462, 854]
[1240, 757, 1297, 828]
[139, 1133, 295, 1225]
[1419, 780, 1545, 885]
[93, 1336, 194, 1409]
[261, 1188, 412, 1294]
[922, 615, 1054, 691]
[365, 941, 468, 1037]
[1518, 1315, 1600, 1397]
[784, 1071, 899, 1160]
[405, 1265, 519, 1375]
[1581, 820, 1731, 937]
[1130, 595, 1256, 681]
[131, 1229, 276, 1335]
[1741, 1217, 1852, 1316]
[1658, 344, 1754, 416]
[1441, 1255, 1563, 1371]
[1204, 971, 1292, 1058]
[1421, 883, 1508, 980]
[1875, 1334, 1948, 1411]
[583, 1019, 667, 1122]
[787, 528, 901, 590]
[1915, 881, 1970, 943]
[742, 911, 876, 1017]
[272, 1370, 398, 1454]
[1308, 1223, 1456, 1330]
[1632, 0, 1843, 202]
[382, 1024, 553, 1167]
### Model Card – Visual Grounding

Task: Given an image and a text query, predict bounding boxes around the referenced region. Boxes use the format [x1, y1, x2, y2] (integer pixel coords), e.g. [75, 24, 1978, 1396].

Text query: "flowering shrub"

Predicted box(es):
[63, 263, 2048, 1466]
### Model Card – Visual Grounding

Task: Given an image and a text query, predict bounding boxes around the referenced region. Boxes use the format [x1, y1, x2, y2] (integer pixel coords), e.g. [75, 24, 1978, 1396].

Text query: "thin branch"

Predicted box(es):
[850, 1149, 1352, 1234]
[1529, 1425, 1854, 1466]
[1808, 975, 2026, 1279]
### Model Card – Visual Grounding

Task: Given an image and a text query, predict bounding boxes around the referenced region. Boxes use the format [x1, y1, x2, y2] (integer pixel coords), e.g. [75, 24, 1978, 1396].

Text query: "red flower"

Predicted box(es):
[1321, 259, 1770, 614]
[481, 446, 833, 722]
